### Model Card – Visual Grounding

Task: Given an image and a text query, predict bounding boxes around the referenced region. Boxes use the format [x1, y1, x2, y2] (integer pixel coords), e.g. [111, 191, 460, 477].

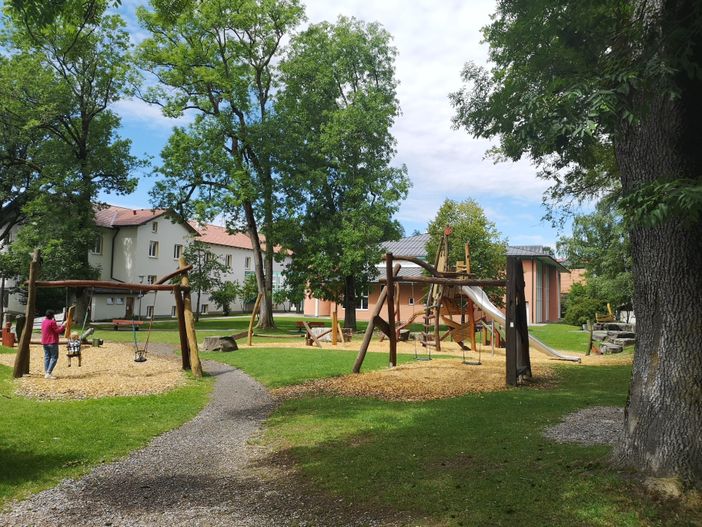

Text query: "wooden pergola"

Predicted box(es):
[12, 250, 202, 379]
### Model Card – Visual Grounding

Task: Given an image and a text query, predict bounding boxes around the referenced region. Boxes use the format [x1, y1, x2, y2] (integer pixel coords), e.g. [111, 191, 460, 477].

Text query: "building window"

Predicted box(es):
[200, 304, 208, 315]
[147, 275, 157, 284]
[152, 222, 158, 233]
[225, 254, 232, 268]
[115, 297, 124, 305]
[358, 288, 369, 310]
[171, 306, 177, 317]
[146, 305, 154, 319]
[408, 297, 414, 306]
[173, 244, 183, 259]
[106, 297, 114, 305]
[245, 256, 251, 269]
[91, 235, 103, 255]
[148, 240, 159, 258]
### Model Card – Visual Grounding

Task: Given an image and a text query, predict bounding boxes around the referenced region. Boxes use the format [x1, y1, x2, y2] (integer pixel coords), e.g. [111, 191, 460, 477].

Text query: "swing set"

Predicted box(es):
[12, 250, 203, 379]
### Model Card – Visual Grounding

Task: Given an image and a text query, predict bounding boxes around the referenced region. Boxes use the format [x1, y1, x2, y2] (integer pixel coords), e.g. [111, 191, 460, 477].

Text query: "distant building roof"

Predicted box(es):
[190, 223, 254, 250]
[382, 233, 430, 258]
[94, 205, 199, 233]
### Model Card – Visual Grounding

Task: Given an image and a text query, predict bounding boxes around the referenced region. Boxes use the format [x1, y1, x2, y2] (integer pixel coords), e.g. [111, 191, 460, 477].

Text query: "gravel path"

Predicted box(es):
[543, 406, 624, 445]
[0, 360, 403, 526]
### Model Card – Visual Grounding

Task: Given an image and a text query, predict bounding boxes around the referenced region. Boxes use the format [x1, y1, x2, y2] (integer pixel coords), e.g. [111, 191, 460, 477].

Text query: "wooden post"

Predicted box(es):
[491, 320, 495, 356]
[13, 249, 40, 378]
[586, 320, 593, 356]
[63, 305, 75, 338]
[353, 263, 401, 373]
[179, 257, 202, 378]
[332, 308, 338, 346]
[173, 285, 191, 370]
[248, 293, 263, 346]
[386, 253, 397, 367]
[467, 298, 477, 352]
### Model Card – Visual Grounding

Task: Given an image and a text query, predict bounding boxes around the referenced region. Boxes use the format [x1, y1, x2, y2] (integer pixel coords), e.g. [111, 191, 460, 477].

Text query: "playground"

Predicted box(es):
[0, 247, 698, 526]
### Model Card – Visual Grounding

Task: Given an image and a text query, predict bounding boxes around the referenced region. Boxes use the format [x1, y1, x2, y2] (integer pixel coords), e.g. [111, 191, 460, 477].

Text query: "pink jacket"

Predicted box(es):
[41, 318, 65, 345]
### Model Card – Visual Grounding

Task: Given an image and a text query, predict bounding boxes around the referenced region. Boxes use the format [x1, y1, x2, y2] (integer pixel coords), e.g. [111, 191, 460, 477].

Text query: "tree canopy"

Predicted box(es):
[274, 17, 409, 329]
[451, 0, 702, 486]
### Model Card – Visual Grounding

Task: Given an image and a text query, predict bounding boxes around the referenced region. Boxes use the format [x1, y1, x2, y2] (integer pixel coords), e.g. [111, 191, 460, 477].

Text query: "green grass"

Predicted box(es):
[529, 322, 590, 353]
[0, 364, 213, 506]
[213, 348, 694, 526]
[202, 347, 420, 388]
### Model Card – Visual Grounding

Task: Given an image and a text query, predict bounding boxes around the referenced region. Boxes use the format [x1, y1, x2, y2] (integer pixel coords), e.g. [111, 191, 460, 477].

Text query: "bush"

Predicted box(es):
[563, 282, 607, 326]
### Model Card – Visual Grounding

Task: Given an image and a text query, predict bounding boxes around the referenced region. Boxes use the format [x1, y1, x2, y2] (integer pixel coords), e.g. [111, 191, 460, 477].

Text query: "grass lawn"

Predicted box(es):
[202, 347, 421, 388]
[0, 360, 213, 507]
[215, 347, 695, 526]
[529, 322, 591, 353]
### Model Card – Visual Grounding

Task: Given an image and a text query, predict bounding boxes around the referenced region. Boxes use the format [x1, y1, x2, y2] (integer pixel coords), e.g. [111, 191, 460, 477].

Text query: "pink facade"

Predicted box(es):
[304, 258, 563, 324]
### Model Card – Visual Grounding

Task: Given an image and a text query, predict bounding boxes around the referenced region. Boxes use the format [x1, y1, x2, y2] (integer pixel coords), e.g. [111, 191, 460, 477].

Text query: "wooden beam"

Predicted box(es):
[13, 249, 40, 378]
[331, 309, 338, 346]
[248, 293, 263, 346]
[33, 280, 182, 292]
[156, 264, 194, 285]
[379, 276, 506, 287]
[353, 264, 401, 373]
[373, 315, 391, 338]
[386, 253, 397, 367]
[179, 257, 202, 378]
[173, 285, 191, 371]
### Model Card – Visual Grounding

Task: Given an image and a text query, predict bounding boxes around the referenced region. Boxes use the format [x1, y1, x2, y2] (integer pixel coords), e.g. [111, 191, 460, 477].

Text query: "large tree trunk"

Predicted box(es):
[243, 201, 274, 328]
[613, 0, 702, 485]
[343, 275, 357, 330]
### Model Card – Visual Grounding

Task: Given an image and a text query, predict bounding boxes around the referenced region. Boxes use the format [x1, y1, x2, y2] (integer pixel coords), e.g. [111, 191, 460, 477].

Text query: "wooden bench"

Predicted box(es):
[112, 319, 144, 331]
[295, 320, 325, 333]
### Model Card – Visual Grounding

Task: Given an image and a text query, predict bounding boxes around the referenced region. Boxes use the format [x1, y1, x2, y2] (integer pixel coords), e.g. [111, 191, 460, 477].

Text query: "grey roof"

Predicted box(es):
[508, 245, 553, 256]
[382, 233, 430, 258]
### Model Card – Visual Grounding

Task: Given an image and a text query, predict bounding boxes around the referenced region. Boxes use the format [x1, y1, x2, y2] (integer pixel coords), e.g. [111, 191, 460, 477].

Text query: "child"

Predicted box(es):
[41, 310, 65, 379]
[66, 331, 82, 367]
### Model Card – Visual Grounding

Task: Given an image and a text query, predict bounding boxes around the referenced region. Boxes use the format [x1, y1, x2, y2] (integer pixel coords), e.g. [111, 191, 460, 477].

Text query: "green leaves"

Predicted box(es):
[619, 179, 702, 227]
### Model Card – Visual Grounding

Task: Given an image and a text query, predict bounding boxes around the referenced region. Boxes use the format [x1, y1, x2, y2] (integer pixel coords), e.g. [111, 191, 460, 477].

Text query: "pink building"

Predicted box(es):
[304, 235, 568, 324]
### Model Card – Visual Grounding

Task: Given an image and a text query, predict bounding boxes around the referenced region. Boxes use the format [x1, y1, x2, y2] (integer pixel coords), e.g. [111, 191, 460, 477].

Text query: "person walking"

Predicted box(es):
[41, 310, 65, 379]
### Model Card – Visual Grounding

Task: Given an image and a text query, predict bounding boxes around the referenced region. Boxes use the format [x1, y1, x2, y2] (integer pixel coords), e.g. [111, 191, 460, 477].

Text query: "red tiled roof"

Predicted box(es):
[95, 205, 199, 233]
[190, 223, 254, 250]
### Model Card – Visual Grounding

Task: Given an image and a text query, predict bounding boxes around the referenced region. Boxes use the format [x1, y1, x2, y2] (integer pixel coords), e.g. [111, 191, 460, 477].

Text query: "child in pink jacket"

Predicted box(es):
[41, 310, 65, 379]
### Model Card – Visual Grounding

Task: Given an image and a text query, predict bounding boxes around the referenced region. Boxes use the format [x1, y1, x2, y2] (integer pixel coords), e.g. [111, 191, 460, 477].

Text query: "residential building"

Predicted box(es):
[303, 234, 567, 324]
[3, 205, 290, 320]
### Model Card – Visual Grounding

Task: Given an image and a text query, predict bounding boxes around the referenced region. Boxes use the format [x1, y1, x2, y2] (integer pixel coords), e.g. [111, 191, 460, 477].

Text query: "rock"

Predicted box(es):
[612, 337, 636, 347]
[202, 336, 238, 352]
[607, 331, 635, 338]
[592, 331, 608, 341]
[600, 343, 623, 354]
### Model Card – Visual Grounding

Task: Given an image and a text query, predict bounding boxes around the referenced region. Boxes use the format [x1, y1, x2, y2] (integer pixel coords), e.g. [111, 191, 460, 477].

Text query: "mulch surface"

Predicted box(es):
[0, 342, 186, 399]
[273, 356, 557, 401]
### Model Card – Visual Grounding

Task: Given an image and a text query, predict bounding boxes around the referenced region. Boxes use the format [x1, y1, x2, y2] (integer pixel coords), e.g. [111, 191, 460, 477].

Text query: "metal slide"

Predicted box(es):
[461, 286, 582, 363]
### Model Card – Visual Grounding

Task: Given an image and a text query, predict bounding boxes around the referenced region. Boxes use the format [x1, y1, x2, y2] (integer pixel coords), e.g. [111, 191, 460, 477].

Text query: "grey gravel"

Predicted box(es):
[543, 406, 624, 445]
[0, 360, 404, 526]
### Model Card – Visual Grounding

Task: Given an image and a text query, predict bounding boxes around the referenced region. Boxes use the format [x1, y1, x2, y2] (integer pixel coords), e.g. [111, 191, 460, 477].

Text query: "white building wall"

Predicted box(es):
[4, 214, 291, 320]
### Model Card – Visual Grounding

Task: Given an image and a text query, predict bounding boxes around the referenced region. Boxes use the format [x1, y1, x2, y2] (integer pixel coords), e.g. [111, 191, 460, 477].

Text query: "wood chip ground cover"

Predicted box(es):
[0, 343, 186, 399]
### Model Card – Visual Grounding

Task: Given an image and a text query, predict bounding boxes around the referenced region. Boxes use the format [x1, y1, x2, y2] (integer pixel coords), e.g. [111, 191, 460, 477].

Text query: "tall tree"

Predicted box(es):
[183, 240, 227, 321]
[138, 0, 304, 328]
[1, 0, 139, 318]
[557, 200, 633, 316]
[426, 198, 507, 303]
[451, 0, 702, 486]
[274, 17, 409, 329]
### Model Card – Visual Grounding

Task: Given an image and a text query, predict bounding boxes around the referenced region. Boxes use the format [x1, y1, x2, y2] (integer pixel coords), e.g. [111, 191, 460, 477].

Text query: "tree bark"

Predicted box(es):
[243, 201, 274, 328]
[343, 275, 357, 330]
[613, 0, 702, 484]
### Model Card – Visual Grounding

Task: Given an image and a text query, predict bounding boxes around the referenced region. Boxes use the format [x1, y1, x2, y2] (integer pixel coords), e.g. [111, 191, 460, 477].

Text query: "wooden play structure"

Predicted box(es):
[353, 229, 533, 387]
[12, 250, 202, 379]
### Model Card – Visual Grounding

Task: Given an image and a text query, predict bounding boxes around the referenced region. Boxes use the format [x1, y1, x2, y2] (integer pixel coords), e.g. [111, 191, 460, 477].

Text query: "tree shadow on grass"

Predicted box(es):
[258, 365, 697, 526]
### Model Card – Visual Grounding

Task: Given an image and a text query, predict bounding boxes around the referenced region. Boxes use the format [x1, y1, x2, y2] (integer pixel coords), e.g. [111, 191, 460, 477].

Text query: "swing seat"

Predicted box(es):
[134, 349, 148, 363]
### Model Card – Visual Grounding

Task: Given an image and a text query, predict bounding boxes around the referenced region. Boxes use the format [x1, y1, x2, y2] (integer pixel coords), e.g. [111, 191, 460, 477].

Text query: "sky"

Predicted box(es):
[108, 0, 571, 250]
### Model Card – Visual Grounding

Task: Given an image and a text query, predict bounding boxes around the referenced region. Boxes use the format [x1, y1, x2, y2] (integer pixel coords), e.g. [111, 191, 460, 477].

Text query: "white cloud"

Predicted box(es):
[113, 98, 192, 129]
